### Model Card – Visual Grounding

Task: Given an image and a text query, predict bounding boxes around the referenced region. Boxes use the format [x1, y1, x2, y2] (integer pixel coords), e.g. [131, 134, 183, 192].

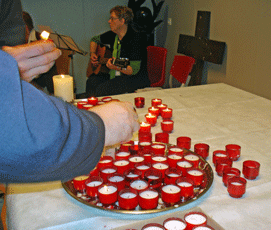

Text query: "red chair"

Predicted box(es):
[169, 55, 195, 87]
[147, 46, 167, 87]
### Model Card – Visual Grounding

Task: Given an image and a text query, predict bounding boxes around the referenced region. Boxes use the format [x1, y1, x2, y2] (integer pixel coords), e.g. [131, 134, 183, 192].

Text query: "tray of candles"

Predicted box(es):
[62, 142, 214, 214]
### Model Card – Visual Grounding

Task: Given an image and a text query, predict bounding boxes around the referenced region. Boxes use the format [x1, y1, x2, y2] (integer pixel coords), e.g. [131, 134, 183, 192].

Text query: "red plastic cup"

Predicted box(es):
[176, 160, 193, 177]
[186, 168, 205, 187]
[151, 98, 162, 107]
[128, 155, 144, 168]
[98, 183, 118, 205]
[157, 104, 168, 115]
[184, 153, 200, 168]
[107, 173, 125, 192]
[161, 120, 174, 133]
[152, 162, 169, 178]
[73, 175, 89, 192]
[138, 188, 159, 210]
[148, 106, 160, 117]
[227, 176, 247, 198]
[161, 108, 173, 119]
[194, 143, 209, 159]
[85, 176, 103, 197]
[151, 143, 166, 155]
[177, 136, 191, 150]
[144, 168, 163, 190]
[215, 158, 233, 176]
[87, 96, 98, 105]
[212, 150, 229, 165]
[118, 188, 138, 210]
[130, 179, 149, 192]
[135, 162, 151, 179]
[138, 132, 152, 142]
[223, 167, 241, 187]
[139, 122, 151, 133]
[99, 166, 117, 183]
[184, 212, 207, 230]
[77, 101, 87, 109]
[113, 159, 130, 174]
[242, 160, 260, 180]
[161, 184, 181, 205]
[155, 132, 169, 144]
[145, 113, 157, 126]
[115, 150, 131, 161]
[151, 155, 167, 164]
[164, 167, 182, 185]
[97, 156, 113, 169]
[168, 146, 184, 155]
[142, 223, 165, 230]
[134, 97, 145, 108]
[226, 144, 241, 161]
[167, 153, 183, 168]
[176, 177, 194, 199]
[124, 168, 142, 187]
[119, 140, 134, 151]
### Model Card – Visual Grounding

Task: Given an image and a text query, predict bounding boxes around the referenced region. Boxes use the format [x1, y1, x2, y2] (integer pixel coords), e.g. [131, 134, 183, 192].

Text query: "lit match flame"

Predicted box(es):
[41, 31, 50, 40]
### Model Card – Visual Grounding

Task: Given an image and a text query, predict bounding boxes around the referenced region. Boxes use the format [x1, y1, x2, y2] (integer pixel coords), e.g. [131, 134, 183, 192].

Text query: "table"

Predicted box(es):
[6, 83, 271, 229]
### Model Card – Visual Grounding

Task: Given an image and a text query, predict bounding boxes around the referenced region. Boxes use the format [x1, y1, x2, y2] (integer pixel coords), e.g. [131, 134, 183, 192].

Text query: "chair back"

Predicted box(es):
[170, 55, 195, 84]
[147, 46, 167, 87]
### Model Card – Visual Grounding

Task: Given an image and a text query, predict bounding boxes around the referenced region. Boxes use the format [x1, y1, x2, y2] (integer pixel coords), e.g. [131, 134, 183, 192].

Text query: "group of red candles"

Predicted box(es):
[76, 96, 116, 110]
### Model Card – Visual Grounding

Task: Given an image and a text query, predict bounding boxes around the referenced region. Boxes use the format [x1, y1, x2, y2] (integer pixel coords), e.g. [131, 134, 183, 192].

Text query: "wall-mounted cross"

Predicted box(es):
[177, 11, 226, 86]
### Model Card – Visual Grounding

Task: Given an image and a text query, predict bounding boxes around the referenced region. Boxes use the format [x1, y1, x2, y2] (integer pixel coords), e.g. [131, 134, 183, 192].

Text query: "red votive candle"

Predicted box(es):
[157, 104, 168, 115]
[129, 155, 145, 168]
[145, 113, 157, 126]
[212, 150, 229, 165]
[118, 188, 138, 210]
[113, 159, 130, 174]
[119, 140, 134, 151]
[184, 154, 200, 168]
[242, 160, 260, 180]
[227, 176, 247, 198]
[124, 168, 142, 187]
[163, 217, 187, 230]
[161, 120, 174, 133]
[164, 167, 182, 185]
[98, 183, 118, 205]
[138, 188, 159, 210]
[148, 106, 160, 117]
[87, 96, 98, 105]
[152, 155, 167, 164]
[176, 177, 194, 199]
[193, 225, 215, 230]
[186, 168, 205, 187]
[99, 166, 117, 183]
[226, 144, 241, 161]
[143, 152, 152, 164]
[115, 150, 131, 161]
[139, 141, 152, 152]
[161, 108, 173, 119]
[161, 184, 181, 205]
[144, 168, 163, 190]
[152, 162, 169, 178]
[168, 146, 184, 155]
[155, 132, 169, 144]
[139, 122, 151, 133]
[101, 96, 112, 102]
[176, 160, 193, 177]
[138, 132, 152, 142]
[134, 97, 145, 108]
[167, 153, 183, 168]
[85, 176, 103, 197]
[73, 175, 89, 192]
[135, 162, 151, 179]
[107, 173, 125, 192]
[151, 143, 166, 155]
[215, 158, 233, 176]
[194, 143, 210, 159]
[177, 136, 191, 150]
[130, 179, 149, 192]
[184, 212, 207, 230]
[223, 167, 241, 187]
[77, 101, 87, 109]
[97, 156, 113, 169]
[151, 98, 162, 107]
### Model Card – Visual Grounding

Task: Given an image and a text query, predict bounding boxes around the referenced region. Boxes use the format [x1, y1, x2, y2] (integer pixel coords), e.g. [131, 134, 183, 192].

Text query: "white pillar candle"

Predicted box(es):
[86, 181, 103, 187]
[162, 185, 181, 194]
[53, 75, 74, 102]
[98, 185, 117, 194]
[185, 214, 206, 225]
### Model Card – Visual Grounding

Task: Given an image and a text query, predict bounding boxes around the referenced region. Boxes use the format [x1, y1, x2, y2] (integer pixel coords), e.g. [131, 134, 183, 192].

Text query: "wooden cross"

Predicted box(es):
[177, 11, 226, 86]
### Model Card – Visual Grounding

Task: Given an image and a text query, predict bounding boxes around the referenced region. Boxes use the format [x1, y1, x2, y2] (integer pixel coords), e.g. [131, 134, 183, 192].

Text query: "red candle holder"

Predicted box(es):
[193, 225, 215, 230]
[97, 156, 113, 169]
[223, 167, 241, 187]
[128, 155, 145, 168]
[85, 176, 103, 197]
[134, 97, 145, 108]
[118, 188, 138, 210]
[151, 155, 167, 164]
[142, 223, 165, 230]
[227, 176, 247, 198]
[152, 162, 169, 178]
[115, 150, 131, 161]
[212, 150, 229, 165]
[130, 179, 149, 192]
[226, 144, 241, 161]
[145, 113, 157, 126]
[168, 146, 184, 155]
[107, 173, 125, 192]
[101, 96, 112, 102]
[148, 106, 160, 117]
[77, 101, 87, 109]
[184, 154, 200, 168]
[144, 168, 163, 190]
[124, 168, 142, 187]
[138, 132, 152, 143]
[99, 166, 117, 183]
[176, 160, 194, 177]
[194, 143, 209, 159]
[135, 162, 151, 179]
[163, 217, 187, 230]
[155, 132, 169, 144]
[184, 212, 207, 230]
[186, 168, 205, 187]
[73, 175, 89, 192]
[142, 152, 153, 164]
[167, 153, 183, 168]
[87, 96, 98, 105]
[161, 108, 173, 119]
[151, 143, 166, 155]
[177, 136, 191, 150]
[161, 184, 181, 205]
[98, 183, 118, 205]
[96, 101, 105, 106]
[176, 177, 194, 199]
[161, 120, 174, 133]
[242, 160, 260, 180]
[113, 159, 130, 174]
[151, 98, 162, 107]
[139, 141, 152, 152]
[157, 104, 168, 115]
[89, 167, 99, 177]
[139, 122, 151, 133]
[215, 158, 233, 176]
[119, 140, 134, 151]
[138, 188, 159, 210]
[82, 104, 94, 111]
[164, 167, 182, 185]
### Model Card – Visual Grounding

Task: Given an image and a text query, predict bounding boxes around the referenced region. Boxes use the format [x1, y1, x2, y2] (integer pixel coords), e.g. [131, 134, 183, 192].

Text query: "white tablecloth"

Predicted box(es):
[6, 83, 271, 229]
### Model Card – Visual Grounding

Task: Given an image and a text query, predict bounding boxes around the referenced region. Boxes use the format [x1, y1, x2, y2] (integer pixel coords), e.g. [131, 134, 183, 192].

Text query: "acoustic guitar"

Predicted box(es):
[86, 44, 130, 77]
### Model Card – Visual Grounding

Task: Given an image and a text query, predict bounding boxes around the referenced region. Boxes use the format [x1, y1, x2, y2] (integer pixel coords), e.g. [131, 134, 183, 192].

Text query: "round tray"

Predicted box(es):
[62, 147, 213, 214]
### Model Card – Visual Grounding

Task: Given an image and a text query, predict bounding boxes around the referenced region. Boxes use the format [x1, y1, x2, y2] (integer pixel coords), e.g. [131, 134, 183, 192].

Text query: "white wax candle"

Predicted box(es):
[152, 156, 167, 162]
[146, 113, 156, 118]
[136, 165, 150, 170]
[162, 185, 181, 194]
[129, 156, 144, 162]
[153, 163, 169, 170]
[130, 180, 148, 190]
[120, 192, 137, 199]
[162, 121, 173, 124]
[53, 75, 74, 102]
[177, 182, 192, 187]
[150, 107, 159, 111]
[185, 154, 199, 161]
[193, 227, 213, 230]
[215, 153, 227, 157]
[167, 173, 180, 177]
[140, 190, 159, 199]
[143, 227, 164, 230]
[114, 160, 129, 166]
[116, 152, 130, 157]
[99, 159, 112, 163]
[147, 175, 159, 180]
[74, 175, 89, 181]
[108, 176, 124, 182]
[168, 154, 182, 160]
[170, 147, 183, 152]
[188, 170, 203, 176]
[152, 145, 164, 149]
[102, 168, 116, 174]
[140, 122, 151, 127]
[126, 173, 139, 178]
[86, 181, 102, 187]
[185, 214, 206, 224]
[98, 185, 117, 194]
[177, 161, 192, 168]
[231, 182, 243, 186]
[164, 220, 186, 230]
[140, 142, 151, 146]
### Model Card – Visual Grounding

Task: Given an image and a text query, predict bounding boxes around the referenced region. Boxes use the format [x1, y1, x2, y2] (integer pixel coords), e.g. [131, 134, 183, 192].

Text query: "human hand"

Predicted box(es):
[90, 101, 139, 146]
[106, 58, 119, 70]
[2, 40, 61, 82]
[90, 53, 99, 66]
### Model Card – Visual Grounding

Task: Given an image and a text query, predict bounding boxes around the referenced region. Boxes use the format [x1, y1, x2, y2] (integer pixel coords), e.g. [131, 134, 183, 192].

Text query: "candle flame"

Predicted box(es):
[41, 31, 50, 40]
[61, 74, 65, 78]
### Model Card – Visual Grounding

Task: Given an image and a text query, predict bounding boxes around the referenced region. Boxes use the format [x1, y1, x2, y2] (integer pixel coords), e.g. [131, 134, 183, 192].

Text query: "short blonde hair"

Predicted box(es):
[110, 6, 134, 25]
